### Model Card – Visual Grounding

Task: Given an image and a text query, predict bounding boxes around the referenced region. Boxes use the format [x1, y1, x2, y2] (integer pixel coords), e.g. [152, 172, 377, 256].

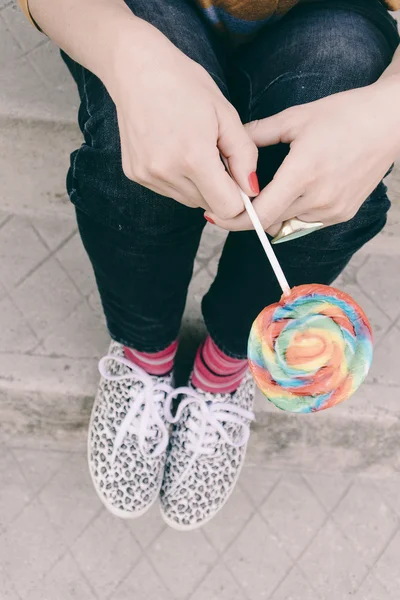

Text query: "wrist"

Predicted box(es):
[371, 77, 400, 151]
[376, 72, 400, 98]
[90, 9, 141, 87]
[103, 18, 169, 101]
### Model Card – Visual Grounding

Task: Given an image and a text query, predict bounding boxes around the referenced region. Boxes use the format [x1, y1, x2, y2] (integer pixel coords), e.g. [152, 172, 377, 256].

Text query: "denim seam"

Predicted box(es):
[250, 70, 322, 112]
[251, 71, 293, 109]
[70, 141, 81, 195]
[237, 66, 254, 122]
[81, 67, 94, 148]
[70, 68, 95, 200]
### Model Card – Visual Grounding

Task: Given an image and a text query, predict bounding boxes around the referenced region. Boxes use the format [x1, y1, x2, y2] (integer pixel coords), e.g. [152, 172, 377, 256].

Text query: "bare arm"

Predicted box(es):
[26, 0, 152, 88]
[380, 45, 400, 80]
[24, 0, 259, 216]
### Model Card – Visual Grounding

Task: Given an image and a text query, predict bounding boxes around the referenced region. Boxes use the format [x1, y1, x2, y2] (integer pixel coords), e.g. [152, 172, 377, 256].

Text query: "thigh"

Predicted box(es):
[234, 0, 399, 119]
[61, 0, 229, 348]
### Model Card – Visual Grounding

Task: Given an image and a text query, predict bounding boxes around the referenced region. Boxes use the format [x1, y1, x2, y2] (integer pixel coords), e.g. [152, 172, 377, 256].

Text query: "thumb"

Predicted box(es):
[216, 103, 259, 197]
[245, 108, 299, 148]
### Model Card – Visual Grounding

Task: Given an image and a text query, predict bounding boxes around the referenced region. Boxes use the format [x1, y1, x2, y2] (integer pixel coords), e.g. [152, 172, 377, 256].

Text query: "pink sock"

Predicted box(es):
[124, 340, 178, 376]
[191, 336, 248, 394]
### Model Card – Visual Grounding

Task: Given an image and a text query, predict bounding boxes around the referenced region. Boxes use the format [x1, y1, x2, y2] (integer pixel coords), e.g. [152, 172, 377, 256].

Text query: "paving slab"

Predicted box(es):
[0, 11, 400, 598]
[0, 165, 399, 473]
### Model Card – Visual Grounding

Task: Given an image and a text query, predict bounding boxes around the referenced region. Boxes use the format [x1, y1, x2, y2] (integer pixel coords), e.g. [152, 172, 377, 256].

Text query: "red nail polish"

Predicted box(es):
[204, 215, 215, 224]
[249, 171, 260, 195]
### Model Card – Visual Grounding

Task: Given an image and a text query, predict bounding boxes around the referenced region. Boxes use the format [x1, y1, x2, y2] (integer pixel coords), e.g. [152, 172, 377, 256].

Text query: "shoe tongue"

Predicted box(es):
[189, 383, 232, 404]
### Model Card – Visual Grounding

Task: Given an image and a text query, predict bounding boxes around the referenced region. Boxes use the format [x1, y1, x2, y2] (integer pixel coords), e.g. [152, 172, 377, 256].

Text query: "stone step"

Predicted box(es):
[1, 115, 399, 472]
[0, 116, 80, 217]
[1, 361, 399, 474]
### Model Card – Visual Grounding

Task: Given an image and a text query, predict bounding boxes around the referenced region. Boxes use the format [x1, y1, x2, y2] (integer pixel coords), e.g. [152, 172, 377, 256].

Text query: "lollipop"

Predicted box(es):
[248, 283, 373, 413]
[236, 187, 373, 414]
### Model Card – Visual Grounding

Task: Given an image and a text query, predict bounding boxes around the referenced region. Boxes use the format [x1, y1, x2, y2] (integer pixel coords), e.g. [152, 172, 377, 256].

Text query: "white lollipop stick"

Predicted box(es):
[238, 186, 291, 296]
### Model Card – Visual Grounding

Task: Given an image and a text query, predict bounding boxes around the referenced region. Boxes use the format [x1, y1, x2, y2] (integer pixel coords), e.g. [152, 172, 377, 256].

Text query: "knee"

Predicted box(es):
[303, 19, 391, 94]
[250, 10, 396, 117]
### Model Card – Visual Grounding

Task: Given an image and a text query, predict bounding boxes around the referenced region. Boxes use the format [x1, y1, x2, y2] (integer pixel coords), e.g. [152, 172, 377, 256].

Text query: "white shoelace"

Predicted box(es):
[99, 355, 172, 463]
[163, 386, 255, 496]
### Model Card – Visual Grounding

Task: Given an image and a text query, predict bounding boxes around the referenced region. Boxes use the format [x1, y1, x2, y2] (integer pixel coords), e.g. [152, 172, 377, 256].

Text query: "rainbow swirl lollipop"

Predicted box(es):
[248, 284, 373, 413]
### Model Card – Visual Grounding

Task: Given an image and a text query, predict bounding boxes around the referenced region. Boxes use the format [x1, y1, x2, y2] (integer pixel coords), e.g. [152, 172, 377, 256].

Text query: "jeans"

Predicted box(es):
[62, 0, 399, 358]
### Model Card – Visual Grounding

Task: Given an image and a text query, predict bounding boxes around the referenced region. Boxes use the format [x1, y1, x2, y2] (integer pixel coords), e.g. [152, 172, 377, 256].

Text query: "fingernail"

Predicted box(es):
[249, 171, 260, 195]
[204, 215, 215, 224]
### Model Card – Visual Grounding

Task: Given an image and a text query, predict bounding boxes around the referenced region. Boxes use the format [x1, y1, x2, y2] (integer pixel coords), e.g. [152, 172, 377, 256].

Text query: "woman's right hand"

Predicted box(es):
[105, 20, 258, 217]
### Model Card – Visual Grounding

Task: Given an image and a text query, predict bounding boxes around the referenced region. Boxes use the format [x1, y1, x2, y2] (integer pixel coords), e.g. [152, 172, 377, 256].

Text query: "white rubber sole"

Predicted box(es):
[87, 403, 163, 520]
[159, 445, 248, 531]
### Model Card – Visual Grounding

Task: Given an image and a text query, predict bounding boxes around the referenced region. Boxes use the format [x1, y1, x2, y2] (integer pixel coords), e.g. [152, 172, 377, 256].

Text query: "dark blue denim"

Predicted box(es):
[62, 0, 399, 358]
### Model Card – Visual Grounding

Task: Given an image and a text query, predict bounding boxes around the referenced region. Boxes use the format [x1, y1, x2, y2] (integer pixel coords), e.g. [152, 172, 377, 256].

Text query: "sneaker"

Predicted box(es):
[88, 341, 173, 518]
[160, 371, 255, 530]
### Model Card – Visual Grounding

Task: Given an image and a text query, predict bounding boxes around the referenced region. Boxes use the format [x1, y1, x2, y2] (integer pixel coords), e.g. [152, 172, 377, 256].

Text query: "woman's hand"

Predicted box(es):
[205, 78, 400, 232]
[107, 21, 258, 217]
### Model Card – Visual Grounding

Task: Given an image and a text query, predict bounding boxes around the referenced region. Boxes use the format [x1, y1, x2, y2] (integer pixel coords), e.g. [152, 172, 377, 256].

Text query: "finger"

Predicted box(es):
[216, 102, 259, 197]
[191, 147, 245, 220]
[182, 178, 212, 211]
[206, 152, 306, 231]
[245, 107, 302, 147]
[297, 209, 346, 227]
[293, 196, 351, 227]
[265, 205, 350, 238]
[131, 174, 204, 209]
[158, 181, 212, 210]
[269, 194, 321, 224]
[265, 217, 329, 239]
[268, 188, 353, 228]
[167, 177, 211, 211]
[265, 198, 332, 237]
[147, 181, 200, 208]
[266, 222, 282, 237]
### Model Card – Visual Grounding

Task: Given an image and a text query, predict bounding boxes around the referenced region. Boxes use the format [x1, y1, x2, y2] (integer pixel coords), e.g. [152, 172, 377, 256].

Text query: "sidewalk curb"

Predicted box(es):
[1, 352, 399, 473]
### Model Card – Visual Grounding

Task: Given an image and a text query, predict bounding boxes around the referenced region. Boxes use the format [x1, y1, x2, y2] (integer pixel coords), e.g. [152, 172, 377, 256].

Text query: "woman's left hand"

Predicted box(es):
[205, 79, 400, 234]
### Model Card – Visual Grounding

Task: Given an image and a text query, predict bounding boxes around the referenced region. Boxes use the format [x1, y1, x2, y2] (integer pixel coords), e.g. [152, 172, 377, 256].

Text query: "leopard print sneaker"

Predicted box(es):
[160, 371, 255, 530]
[88, 341, 173, 519]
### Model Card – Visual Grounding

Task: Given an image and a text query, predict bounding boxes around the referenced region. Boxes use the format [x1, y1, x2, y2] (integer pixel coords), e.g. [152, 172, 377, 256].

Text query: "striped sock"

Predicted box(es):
[191, 336, 248, 394]
[124, 340, 178, 376]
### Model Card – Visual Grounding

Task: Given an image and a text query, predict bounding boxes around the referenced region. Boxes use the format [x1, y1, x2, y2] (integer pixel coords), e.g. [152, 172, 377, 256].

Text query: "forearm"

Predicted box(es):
[375, 45, 400, 135]
[380, 46, 400, 80]
[27, 0, 152, 86]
